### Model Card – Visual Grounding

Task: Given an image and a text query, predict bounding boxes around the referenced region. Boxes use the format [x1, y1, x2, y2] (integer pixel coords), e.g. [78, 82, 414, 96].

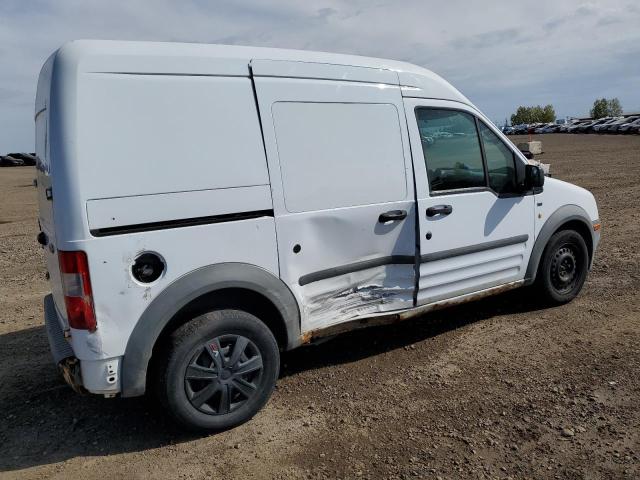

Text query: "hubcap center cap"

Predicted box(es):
[220, 369, 232, 380]
[557, 255, 575, 282]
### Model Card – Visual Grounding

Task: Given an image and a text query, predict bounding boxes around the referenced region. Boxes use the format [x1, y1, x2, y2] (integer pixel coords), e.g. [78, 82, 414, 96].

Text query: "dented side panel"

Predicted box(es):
[274, 202, 417, 331]
[252, 67, 418, 333]
[296, 264, 415, 331]
[301, 279, 524, 344]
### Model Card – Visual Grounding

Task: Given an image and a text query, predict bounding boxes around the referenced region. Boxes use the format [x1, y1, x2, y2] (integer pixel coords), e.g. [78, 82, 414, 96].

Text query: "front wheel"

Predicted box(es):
[535, 230, 589, 305]
[156, 309, 280, 431]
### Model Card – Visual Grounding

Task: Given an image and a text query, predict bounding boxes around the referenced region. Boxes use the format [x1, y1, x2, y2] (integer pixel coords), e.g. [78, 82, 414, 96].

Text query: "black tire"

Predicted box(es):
[155, 309, 280, 431]
[535, 229, 589, 305]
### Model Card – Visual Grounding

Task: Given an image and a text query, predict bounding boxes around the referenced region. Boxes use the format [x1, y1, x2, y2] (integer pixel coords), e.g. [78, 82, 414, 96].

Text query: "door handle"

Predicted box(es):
[378, 209, 407, 223]
[426, 205, 453, 217]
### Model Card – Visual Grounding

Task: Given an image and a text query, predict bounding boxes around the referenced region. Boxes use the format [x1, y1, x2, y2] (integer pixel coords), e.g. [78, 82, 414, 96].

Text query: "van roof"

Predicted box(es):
[38, 40, 471, 113]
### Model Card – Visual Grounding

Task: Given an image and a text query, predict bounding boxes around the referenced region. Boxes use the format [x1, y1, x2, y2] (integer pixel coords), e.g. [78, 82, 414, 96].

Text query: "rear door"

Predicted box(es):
[404, 98, 535, 305]
[35, 107, 67, 324]
[252, 60, 416, 332]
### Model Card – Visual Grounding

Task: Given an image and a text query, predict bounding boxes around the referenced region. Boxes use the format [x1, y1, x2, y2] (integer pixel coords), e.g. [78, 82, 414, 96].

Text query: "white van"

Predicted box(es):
[36, 40, 600, 431]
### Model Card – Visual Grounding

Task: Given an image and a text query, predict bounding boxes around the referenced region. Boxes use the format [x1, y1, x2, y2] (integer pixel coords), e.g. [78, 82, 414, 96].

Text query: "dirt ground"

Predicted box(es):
[0, 134, 638, 479]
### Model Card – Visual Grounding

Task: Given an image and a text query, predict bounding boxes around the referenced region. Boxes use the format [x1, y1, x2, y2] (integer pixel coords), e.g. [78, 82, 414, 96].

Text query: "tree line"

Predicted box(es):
[510, 98, 623, 125]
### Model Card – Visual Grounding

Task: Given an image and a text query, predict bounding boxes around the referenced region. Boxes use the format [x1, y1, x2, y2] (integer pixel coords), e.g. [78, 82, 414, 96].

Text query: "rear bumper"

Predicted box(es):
[44, 294, 73, 363]
[44, 294, 121, 396]
[44, 294, 85, 393]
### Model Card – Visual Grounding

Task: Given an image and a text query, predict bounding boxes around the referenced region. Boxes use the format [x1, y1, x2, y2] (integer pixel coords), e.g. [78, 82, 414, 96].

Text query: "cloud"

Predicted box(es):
[452, 29, 531, 50]
[0, 0, 639, 151]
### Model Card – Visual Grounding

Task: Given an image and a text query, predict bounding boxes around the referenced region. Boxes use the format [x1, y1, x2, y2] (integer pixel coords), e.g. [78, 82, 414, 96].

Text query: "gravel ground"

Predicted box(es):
[0, 134, 638, 479]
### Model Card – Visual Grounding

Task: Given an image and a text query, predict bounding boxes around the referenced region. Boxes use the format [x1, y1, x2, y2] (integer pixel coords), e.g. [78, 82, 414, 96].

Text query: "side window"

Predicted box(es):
[416, 108, 485, 192]
[478, 122, 517, 194]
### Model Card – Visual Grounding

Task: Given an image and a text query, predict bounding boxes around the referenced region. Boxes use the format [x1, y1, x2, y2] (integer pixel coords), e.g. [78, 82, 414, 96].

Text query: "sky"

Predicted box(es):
[1, 0, 639, 153]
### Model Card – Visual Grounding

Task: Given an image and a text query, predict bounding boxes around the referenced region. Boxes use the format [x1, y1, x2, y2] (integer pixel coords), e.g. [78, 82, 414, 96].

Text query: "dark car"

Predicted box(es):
[567, 120, 591, 133]
[0, 155, 25, 167]
[609, 116, 640, 134]
[577, 118, 609, 134]
[619, 118, 640, 134]
[512, 124, 529, 134]
[545, 124, 563, 133]
[609, 116, 640, 133]
[593, 117, 620, 133]
[6, 152, 37, 166]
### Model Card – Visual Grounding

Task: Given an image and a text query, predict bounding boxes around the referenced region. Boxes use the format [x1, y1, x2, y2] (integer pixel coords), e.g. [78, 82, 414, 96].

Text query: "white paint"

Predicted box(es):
[253, 69, 416, 332]
[79, 357, 121, 394]
[79, 74, 268, 199]
[86, 185, 272, 230]
[66, 216, 278, 361]
[34, 41, 600, 396]
[251, 59, 399, 85]
[533, 177, 599, 240]
[272, 102, 407, 213]
[403, 97, 535, 304]
[399, 71, 471, 105]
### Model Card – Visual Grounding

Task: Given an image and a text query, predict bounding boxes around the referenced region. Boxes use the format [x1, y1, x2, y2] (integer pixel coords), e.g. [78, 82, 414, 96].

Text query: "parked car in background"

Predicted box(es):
[0, 155, 25, 167]
[541, 124, 562, 133]
[577, 118, 608, 134]
[568, 120, 591, 133]
[589, 119, 613, 133]
[607, 116, 639, 134]
[534, 123, 551, 134]
[618, 118, 640, 134]
[528, 123, 545, 134]
[559, 121, 577, 133]
[593, 117, 619, 133]
[5, 152, 37, 165]
[512, 124, 529, 135]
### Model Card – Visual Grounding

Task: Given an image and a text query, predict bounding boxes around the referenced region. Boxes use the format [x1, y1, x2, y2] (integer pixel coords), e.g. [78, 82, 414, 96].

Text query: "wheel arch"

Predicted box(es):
[525, 205, 598, 285]
[121, 262, 301, 397]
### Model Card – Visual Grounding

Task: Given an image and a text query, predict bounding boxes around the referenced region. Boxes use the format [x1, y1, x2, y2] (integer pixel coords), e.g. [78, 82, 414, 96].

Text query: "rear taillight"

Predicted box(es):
[58, 250, 96, 331]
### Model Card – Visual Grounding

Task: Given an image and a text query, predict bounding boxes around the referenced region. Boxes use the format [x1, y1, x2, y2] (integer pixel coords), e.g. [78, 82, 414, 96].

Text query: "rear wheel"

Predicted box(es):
[156, 309, 280, 431]
[535, 230, 589, 305]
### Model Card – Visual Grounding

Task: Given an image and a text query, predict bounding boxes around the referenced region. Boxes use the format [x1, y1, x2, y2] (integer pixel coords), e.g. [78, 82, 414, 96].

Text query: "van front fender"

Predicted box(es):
[524, 205, 599, 285]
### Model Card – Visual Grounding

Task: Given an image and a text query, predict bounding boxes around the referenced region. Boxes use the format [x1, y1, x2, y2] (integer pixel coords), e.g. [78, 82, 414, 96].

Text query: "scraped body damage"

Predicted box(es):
[275, 206, 417, 333]
[298, 264, 415, 332]
[300, 279, 525, 343]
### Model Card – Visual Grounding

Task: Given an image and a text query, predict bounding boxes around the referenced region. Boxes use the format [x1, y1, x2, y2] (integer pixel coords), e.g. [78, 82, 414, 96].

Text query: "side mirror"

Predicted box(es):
[525, 164, 545, 190]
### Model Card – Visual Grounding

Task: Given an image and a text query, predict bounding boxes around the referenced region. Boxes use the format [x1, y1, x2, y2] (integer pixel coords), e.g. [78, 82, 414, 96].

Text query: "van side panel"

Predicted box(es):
[77, 73, 268, 199]
[44, 54, 279, 371]
[86, 185, 271, 232]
